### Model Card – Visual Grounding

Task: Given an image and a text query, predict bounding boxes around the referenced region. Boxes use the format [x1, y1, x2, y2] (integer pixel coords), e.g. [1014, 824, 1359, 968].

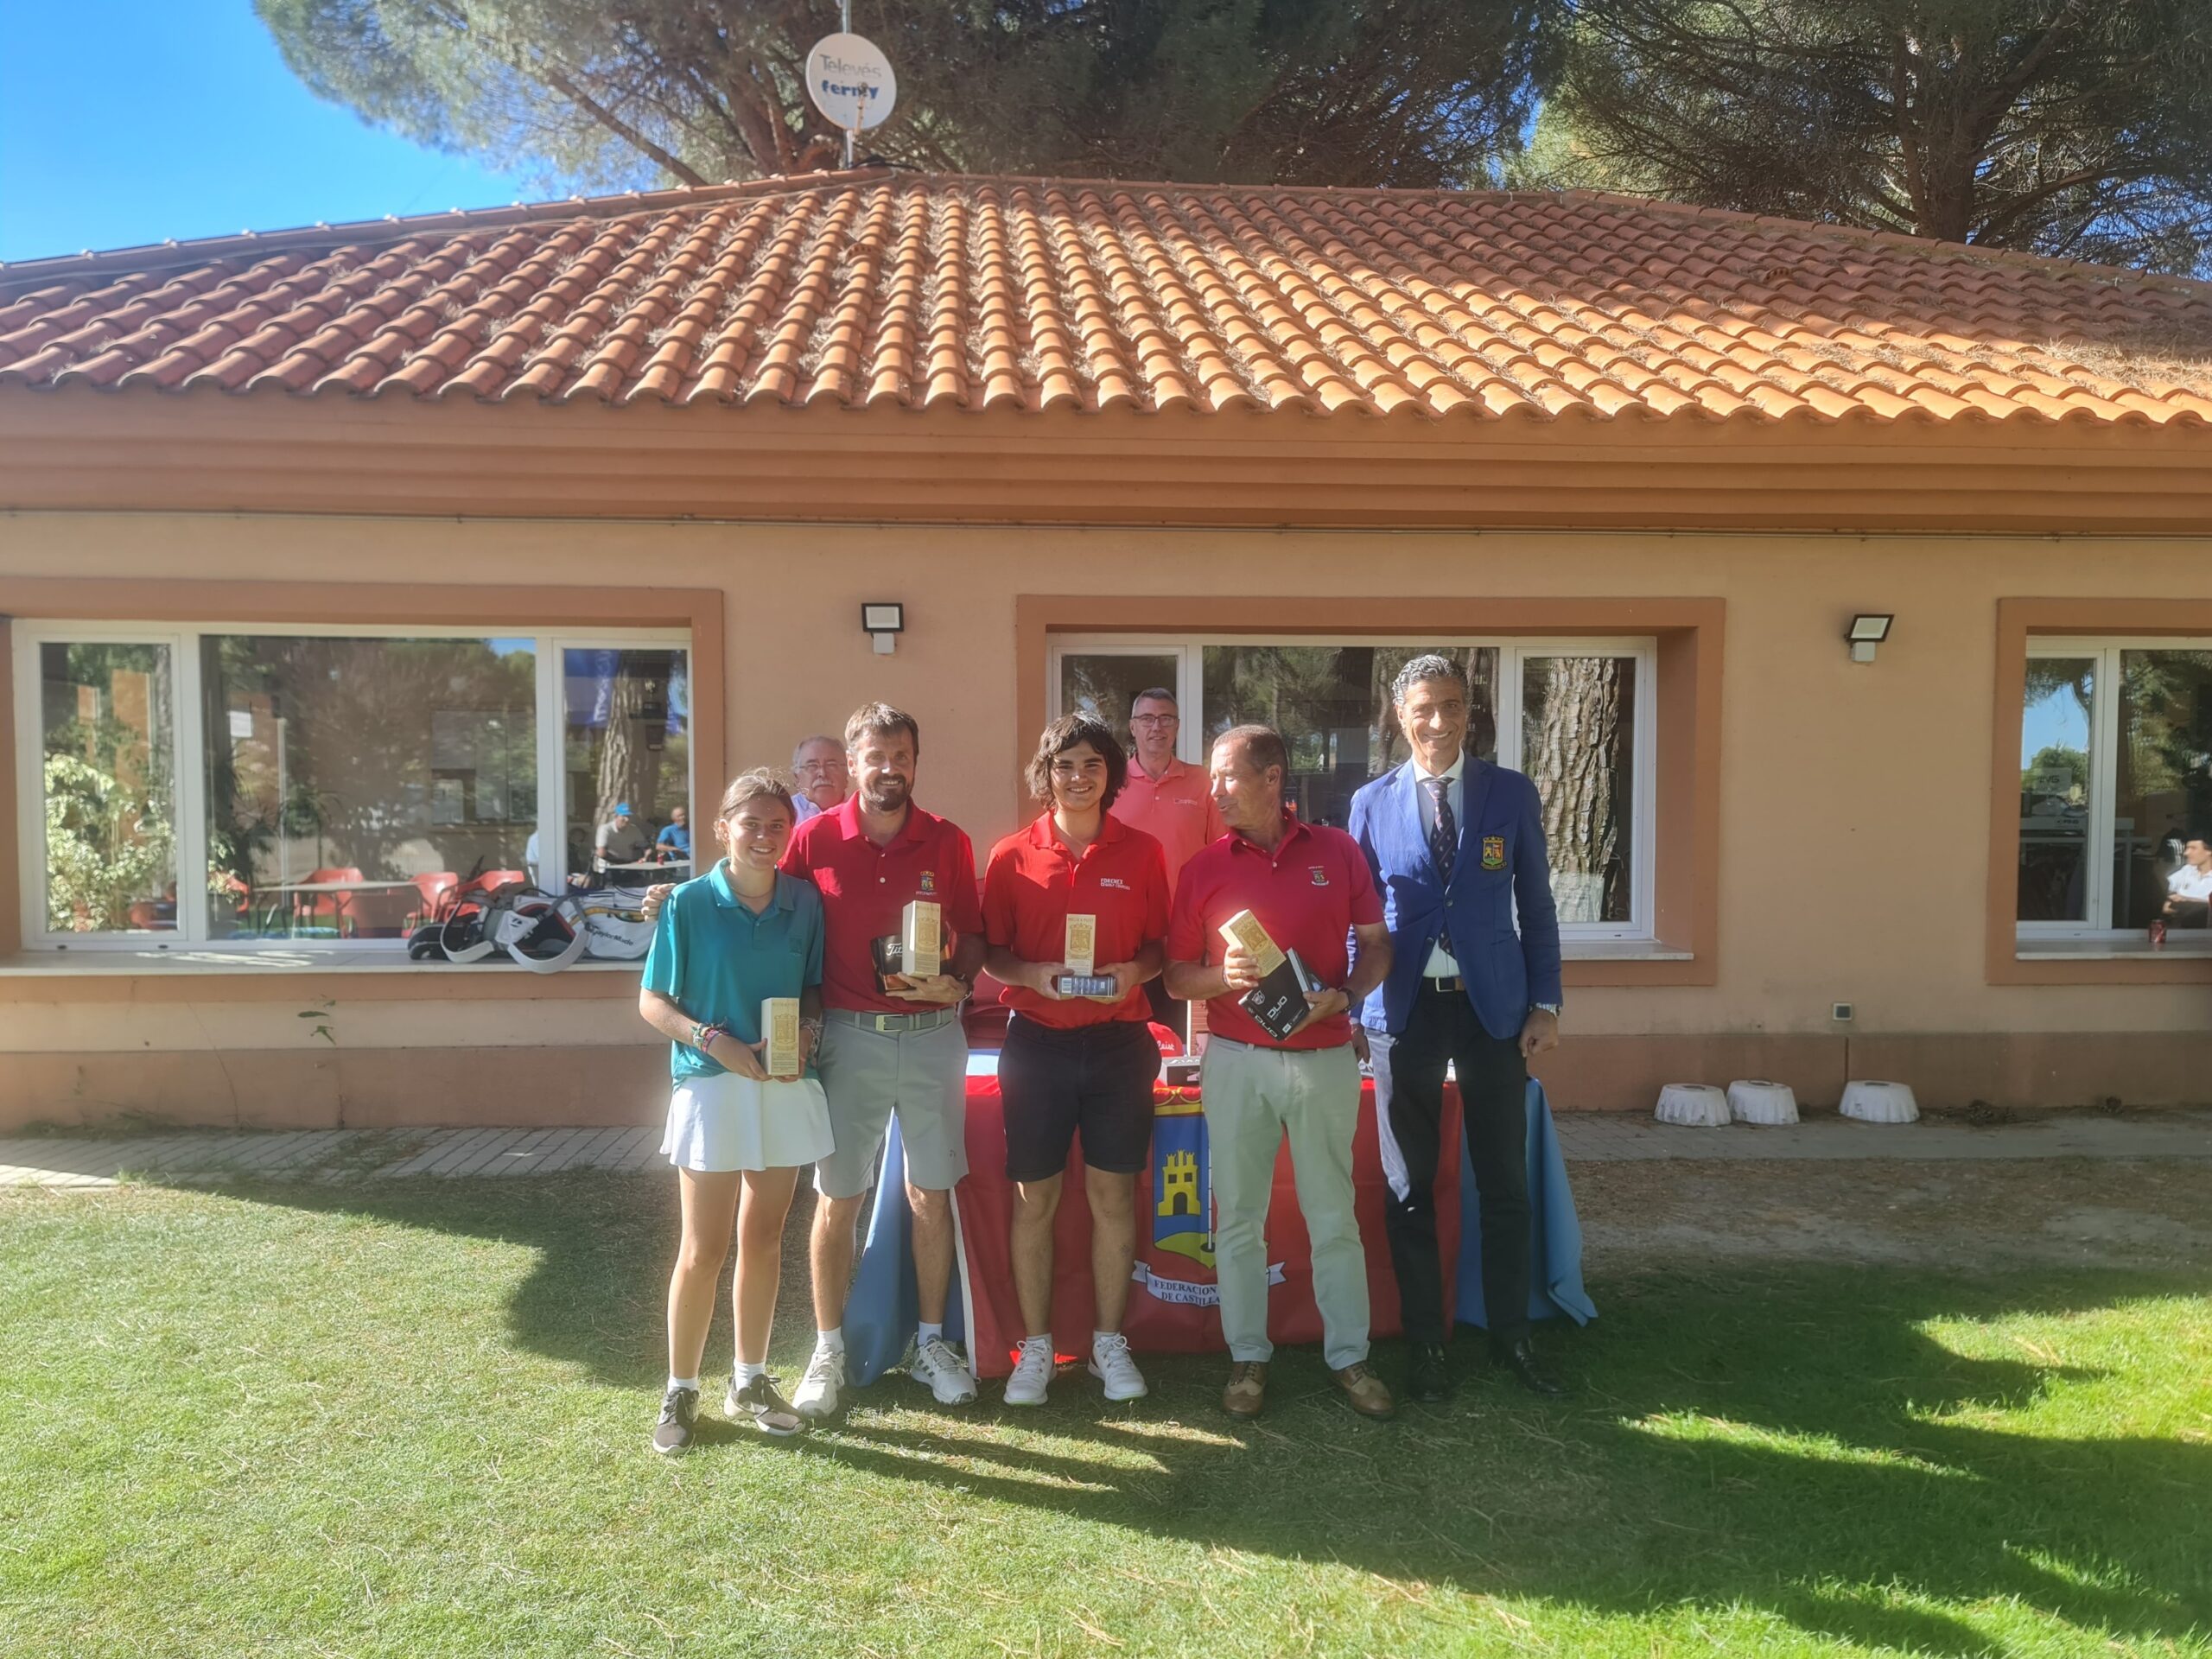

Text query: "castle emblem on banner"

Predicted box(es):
[1150, 1097, 1213, 1268]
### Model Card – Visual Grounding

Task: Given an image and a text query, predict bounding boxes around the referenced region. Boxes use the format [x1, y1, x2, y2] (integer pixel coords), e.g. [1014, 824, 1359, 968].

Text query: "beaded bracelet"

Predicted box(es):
[691, 1020, 728, 1056]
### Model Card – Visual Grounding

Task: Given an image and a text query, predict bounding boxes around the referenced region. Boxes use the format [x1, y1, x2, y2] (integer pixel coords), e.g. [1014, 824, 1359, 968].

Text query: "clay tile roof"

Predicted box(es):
[4, 168, 2212, 428]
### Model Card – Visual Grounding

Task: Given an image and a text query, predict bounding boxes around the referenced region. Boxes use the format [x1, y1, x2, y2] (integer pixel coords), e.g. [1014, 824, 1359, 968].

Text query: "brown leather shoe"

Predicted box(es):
[1333, 1361, 1396, 1420]
[1221, 1360, 1268, 1419]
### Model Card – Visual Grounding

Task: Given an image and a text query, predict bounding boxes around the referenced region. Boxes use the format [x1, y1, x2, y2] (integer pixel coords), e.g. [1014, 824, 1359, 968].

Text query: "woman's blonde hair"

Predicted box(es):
[714, 767, 797, 826]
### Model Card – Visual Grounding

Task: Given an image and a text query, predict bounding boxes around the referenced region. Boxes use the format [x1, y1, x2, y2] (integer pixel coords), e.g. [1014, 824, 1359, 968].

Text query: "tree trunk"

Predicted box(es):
[594, 666, 658, 836]
[1528, 658, 1629, 922]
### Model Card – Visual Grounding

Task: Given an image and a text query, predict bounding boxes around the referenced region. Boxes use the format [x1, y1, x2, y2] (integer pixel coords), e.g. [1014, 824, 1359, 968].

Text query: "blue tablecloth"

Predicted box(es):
[847, 1074, 1592, 1386]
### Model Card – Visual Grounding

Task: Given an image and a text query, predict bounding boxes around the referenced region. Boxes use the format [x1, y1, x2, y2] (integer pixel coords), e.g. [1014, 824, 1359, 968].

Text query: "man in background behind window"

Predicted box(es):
[656, 805, 691, 863]
[2164, 835, 2212, 928]
[790, 735, 851, 825]
[595, 803, 651, 878]
[1110, 688, 1224, 1034]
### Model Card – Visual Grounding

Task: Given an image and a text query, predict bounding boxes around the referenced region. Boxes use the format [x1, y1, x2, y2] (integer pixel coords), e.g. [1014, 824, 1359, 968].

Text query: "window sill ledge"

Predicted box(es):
[1561, 941, 1694, 963]
[2014, 938, 2212, 961]
[0, 949, 642, 1001]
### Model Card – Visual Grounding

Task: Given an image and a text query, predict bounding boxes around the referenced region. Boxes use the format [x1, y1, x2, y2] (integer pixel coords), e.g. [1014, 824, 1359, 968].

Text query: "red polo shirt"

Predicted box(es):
[1109, 754, 1224, 896]
[982, 811, 1172, 1030]
[781, 798, 985, 1014]
[1166, 813, 1382, 1050]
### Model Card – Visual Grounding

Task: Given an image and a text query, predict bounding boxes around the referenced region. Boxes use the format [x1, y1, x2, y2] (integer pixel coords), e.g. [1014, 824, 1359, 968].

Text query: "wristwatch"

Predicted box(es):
[1532, 1002, 1562, 1016]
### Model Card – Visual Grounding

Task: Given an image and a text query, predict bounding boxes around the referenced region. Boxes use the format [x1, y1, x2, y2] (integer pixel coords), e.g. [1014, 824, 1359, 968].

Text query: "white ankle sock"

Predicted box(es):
[918, 1320, 944, 1346]
[1020, 1333, 1052, 1355]
[815, 1327, 844, 1356]
[667, 1374, 700, 1393]
[734, 1361, 766, 1386]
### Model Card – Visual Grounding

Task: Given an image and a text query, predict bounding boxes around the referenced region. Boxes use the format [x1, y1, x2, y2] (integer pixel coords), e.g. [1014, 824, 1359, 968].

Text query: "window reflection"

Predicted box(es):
[1522, 657, 1637, 924]
[563, 648, 690, 888]
[1201, 645, 1498, 828]
[39, 642, 177, 934]
[2018, 658, 2095, 923]
[2116, 650, 2212, 930]
[201, 636, 537, 938]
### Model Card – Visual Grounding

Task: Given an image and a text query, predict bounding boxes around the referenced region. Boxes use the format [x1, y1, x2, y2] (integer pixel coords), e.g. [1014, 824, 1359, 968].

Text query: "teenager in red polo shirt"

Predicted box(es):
[982, 715, 1171, 1408]
[779, 702, 988, 1419]
[1109, 686, 1224, 1038]
[1165, 724, 1396, 1424]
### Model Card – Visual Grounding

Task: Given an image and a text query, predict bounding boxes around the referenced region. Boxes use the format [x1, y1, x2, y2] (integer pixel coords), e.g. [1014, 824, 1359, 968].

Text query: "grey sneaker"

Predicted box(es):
[727, 1373, 805, 1437]
[909, 1335, 979, 1405]
[791, 1346, 845, 1419]
[652, 1383, 700, 1454]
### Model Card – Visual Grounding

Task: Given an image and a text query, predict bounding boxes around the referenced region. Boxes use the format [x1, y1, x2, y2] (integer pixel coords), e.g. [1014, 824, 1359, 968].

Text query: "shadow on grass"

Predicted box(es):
[193, 1169, 2212, 1655]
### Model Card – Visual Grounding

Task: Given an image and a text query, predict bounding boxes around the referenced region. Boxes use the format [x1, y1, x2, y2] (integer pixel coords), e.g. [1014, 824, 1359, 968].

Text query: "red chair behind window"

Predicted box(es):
[295, 867, 365, 936]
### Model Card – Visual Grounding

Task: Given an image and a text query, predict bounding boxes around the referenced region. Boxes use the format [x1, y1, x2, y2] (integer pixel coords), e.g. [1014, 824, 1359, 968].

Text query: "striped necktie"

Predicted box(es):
[1425, 776, 1456, 877]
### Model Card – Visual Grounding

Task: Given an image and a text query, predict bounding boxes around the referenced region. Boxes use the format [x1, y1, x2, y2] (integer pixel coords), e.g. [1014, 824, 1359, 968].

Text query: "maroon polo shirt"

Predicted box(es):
[1166, 812, 1382, 1050]
[781, 798, 984, 1014]
[982, 811, 1172, 1030]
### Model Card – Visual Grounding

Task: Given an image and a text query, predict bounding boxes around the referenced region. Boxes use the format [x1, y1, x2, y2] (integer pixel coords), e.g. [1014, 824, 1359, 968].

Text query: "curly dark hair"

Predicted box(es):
[1024, 715, 1128, 810]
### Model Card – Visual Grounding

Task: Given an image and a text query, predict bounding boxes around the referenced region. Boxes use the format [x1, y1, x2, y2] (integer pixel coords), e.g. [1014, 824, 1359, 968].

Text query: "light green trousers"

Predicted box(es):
[1199, 1037, 1370, 1371]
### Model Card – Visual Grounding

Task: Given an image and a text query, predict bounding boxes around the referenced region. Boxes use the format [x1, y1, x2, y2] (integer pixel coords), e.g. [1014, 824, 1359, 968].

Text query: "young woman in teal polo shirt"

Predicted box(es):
[637, 769, 831, 1452]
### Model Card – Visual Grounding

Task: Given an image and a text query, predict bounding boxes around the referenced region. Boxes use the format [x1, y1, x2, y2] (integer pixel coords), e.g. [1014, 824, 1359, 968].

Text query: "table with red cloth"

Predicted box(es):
[842, 1062, 1592, 1385]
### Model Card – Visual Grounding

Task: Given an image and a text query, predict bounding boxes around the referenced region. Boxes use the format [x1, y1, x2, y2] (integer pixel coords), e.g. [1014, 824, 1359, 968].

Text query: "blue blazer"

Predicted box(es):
[1348, 756, 1562, 1042]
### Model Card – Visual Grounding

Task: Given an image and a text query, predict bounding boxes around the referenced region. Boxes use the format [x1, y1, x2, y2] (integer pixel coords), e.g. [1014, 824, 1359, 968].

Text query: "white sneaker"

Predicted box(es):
[1003, 1339, 1053, 1407]
[791, 1345, 845, 1419]
[909, 1335, 979, 1406]
[1088, 1332, 1148, 1402]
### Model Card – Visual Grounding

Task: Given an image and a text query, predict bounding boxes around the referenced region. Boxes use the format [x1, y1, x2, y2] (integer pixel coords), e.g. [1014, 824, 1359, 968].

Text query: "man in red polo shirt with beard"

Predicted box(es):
[1165, 724, 1395, 1423]
[982, 715, 1171, 1408]
[780, 702, 988, 1418]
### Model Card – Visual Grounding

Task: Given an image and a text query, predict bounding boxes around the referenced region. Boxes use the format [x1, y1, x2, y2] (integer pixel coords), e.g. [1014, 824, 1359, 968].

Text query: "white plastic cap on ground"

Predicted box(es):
[1840, 1079, 1919, 1123]
[1727, 1078, 1801, 1125]
[1656, 1084, 1731, 1127]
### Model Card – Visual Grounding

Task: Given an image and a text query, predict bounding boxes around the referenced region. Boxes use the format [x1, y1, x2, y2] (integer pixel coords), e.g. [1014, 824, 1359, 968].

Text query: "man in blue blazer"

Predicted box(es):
[1347, 654, 1566, 1402]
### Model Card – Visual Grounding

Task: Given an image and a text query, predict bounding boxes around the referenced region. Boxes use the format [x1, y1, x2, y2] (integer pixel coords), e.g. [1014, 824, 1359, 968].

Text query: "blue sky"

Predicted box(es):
[0, 1, 532, 265]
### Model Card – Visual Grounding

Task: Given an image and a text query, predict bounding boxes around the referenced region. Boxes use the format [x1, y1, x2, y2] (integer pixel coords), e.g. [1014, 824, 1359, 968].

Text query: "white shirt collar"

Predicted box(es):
[1409, 752, 1465, 786]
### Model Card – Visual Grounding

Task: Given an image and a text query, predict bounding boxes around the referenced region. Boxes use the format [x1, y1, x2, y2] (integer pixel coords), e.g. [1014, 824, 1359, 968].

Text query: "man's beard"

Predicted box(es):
[861, 777, 911, 813]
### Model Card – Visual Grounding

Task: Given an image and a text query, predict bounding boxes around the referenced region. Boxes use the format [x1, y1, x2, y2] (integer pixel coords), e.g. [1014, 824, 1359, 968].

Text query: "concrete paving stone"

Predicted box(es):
[422, 1128, 505, 1175]
[446, 1131, 534, 1178]
[534, 1127, 611, 1172]
[228, 1133, 320, 1172]
[482, 1129, 565, 1176]
[375, 1129, 474, 1178]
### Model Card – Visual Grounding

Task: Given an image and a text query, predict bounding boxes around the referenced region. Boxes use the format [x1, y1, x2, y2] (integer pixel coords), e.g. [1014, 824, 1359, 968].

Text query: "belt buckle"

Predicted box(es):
[871, 1012, 900, 1033]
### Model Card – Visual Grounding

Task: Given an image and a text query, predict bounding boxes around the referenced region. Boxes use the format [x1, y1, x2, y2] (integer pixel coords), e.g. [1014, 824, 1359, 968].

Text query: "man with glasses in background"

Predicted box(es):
[790, 734, 851, 824]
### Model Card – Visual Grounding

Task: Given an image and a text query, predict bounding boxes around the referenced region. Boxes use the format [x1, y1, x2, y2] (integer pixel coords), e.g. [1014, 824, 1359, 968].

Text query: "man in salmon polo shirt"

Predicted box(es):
[1110, 688, 1224, 1033]
[1164, 724, 1396, 1423]
[982, 715, 1172, 1408]
[780, 702, 988, 1418]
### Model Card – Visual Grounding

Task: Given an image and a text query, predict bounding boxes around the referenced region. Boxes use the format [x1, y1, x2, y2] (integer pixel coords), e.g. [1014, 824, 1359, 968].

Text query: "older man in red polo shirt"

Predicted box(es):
[982, 715, 1171, 1408]
[1165, 724, 1395, 1423]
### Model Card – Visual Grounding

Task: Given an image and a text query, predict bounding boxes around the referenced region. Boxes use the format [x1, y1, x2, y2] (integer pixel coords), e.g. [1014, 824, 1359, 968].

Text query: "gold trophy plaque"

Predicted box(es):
[761, 996, 802, 1077]
[901, 899, 943, 980]
[1063, 912, 1097, 976]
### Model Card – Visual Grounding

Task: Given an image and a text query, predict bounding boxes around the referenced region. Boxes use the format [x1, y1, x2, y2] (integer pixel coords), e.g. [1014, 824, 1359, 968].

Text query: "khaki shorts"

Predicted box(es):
[814, 1009, 970, 1200]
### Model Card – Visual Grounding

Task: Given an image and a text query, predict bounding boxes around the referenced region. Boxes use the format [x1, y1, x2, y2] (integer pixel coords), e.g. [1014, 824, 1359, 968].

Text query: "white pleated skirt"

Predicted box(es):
[662, 1071, 835, 1173]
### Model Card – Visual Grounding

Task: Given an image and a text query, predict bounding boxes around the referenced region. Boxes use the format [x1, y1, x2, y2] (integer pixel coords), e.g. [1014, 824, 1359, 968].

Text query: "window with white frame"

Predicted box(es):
[2018, 639, 2212, 938]
[16, 621, 692, 950]
[1052, 636, 1657, 940]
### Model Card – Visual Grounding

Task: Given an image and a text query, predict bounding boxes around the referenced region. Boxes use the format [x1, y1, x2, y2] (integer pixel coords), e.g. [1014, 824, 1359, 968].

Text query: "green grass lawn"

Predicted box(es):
[2, 1174, 2208, 1658]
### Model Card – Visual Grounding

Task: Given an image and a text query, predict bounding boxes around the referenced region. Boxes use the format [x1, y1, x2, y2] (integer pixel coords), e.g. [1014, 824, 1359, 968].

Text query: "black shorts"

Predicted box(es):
[998, 1014, 1159, 1182]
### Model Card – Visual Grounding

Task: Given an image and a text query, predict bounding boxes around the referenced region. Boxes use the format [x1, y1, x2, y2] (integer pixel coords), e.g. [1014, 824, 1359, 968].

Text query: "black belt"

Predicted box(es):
[1421, 975, 1464, 995]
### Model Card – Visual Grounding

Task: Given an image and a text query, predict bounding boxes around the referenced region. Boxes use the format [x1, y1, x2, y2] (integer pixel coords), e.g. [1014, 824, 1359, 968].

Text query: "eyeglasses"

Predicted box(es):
[1129, 714, 1179, 727]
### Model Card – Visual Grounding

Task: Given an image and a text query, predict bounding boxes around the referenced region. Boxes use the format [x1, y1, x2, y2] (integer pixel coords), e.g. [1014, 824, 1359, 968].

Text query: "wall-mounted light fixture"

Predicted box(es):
[1846, 613, 1893, 664]
[861, 601, 905, 655]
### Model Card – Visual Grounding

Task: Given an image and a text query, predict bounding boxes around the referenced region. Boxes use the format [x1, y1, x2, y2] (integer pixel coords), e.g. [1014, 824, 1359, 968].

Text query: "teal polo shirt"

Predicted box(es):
[641, 865, 824, 1083]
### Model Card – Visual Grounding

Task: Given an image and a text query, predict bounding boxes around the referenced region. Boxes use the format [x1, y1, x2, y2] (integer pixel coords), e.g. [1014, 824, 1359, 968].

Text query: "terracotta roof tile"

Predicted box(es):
[4, 169, 2212, 428]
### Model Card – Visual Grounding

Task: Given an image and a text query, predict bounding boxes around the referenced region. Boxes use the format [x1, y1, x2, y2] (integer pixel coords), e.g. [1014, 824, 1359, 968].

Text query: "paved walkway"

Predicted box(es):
[2, 1110, 2207, 1189]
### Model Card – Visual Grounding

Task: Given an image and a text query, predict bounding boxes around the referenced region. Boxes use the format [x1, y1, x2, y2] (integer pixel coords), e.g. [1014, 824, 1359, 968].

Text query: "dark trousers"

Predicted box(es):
[1144, 975, 1188, 1042]
[1368, 981, 1531, 1345]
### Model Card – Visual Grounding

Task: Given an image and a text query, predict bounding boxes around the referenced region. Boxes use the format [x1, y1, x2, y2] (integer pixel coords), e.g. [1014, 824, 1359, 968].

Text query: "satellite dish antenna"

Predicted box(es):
[805, 23, 898, 168]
